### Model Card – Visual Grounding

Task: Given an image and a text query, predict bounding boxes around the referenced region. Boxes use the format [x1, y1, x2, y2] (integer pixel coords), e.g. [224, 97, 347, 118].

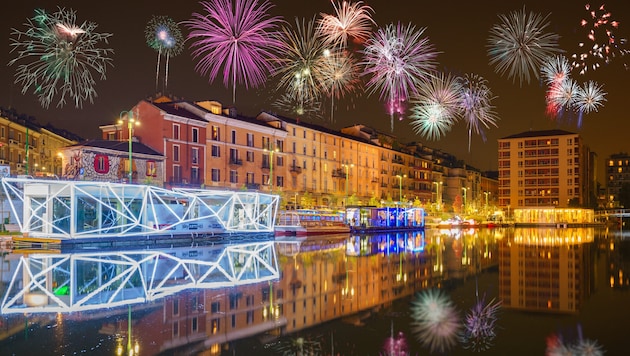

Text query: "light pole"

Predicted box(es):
[396, 174, 406, 204]
[461, 187, 468, 214]
[343, 163, 354, 207]
[484, 192, 490, 213]
[433, 181, 442, 211]
[264, 143, 279, 194]
[118, 111, 139, 183]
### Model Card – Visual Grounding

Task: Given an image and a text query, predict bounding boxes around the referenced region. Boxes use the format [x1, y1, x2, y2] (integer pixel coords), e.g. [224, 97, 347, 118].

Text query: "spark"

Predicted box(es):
[362, 22, 439, 131]
[459, 73, 499, 151]
[410, 289, 461, 354]
[274, 17, 328, 118]
[8, 7, 114, 108]
[185, 0, 284, 104]
[320, 49, 361, 122]
[571, 3, 629, 75]
[461, 297, 502, 352]
[317, 0, 376, 48]
[574, 80, 606, 127]
[487, 7, 562, 86]
[541, 54, 572, 86]
[145, 15, 184, 92]
[409, 72, 461, 141]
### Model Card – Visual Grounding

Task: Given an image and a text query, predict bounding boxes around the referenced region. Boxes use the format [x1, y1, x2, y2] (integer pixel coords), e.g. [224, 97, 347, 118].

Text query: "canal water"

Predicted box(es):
[1, 227, 628, 355]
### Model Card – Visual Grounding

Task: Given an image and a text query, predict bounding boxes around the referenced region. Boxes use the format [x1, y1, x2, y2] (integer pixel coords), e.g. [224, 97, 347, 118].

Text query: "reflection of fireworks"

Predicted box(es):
[410, 289, 461, 354]
[275, 17, 327, 117]
[9, 7, 114, 108]
[186, 0, 283, 104]
[572, 3, 629, 75]
[381, 330, 409, 356]
[487, 7, 561, 86]
[461, 297, 501, 352]
[318, 0, 375, 48]
[270, 336, 322, 355]
[546, 332, 605, 356]
[362, 22, 438, 131]
[145, 15, 184, 91]
[409, 72, 460, 141]
[459, 73, 499, 151]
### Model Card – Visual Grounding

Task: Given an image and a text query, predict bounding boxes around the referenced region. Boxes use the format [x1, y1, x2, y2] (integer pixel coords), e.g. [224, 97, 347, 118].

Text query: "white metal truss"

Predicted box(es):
[0, 178, 279, 239]
[0, 241, 278, 314]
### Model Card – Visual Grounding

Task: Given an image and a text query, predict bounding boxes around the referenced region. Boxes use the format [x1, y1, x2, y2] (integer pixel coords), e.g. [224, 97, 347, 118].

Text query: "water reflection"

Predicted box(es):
[1, 227, 628, 355]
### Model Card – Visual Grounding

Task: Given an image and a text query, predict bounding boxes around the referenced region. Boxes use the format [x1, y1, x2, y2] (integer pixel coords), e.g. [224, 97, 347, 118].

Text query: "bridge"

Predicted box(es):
[594, 209, 630, 219]
[1, 178, 279, 240]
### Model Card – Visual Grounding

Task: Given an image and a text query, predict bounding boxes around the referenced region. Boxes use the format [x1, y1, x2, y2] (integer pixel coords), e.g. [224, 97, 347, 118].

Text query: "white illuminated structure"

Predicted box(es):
[1, 241, 279, 314]
[1, 178, 279, 240]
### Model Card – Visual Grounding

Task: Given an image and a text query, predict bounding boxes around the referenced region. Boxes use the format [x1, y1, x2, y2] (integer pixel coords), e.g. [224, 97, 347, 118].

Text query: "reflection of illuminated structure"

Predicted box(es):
[499, 228, 594, 313]
[513, 208, 595, 225]
[1, 177, 278, 240]
[1, 241, 278, 314]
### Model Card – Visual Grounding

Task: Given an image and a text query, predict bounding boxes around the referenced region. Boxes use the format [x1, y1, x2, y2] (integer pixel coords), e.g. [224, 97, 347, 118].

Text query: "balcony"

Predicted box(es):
[332, 168, 346, 178]
[229, 158, 243, 166]
[246, 183, 260, 190]
[261, 163, 271, 170]
[289, 165, 302, 174]
[392, 156, 404, 164]
[381, 183, 388, 188]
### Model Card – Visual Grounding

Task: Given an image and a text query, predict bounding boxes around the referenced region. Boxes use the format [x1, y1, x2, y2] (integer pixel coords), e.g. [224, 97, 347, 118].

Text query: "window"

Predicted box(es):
[211, 145, 220, 157]
[246, 151, 254, 162]
[173, 299, 179, 315]
[211, 126, 220, 141]
[277, 155, 284, 167]
[211, 319, 219, 335]
[173, 321, 179, 337]
[173, 145, 180, 162]
[230, 170, 238, 183]
[191, 167, 199, 184]
[192, 147, 199, 164]
[211, 168, 220, 182]
[192, 317, 198, 332]
[231, 130, 236, 144]
[192, 128, 199, 143]
[276, 176, 284, 187]
[211, 301, 220, 313]
[173, 124, 180, 140]
[146, 161, 157, 177]
[246, 172, 254, 184]
[247, 133, 254, 147]
[94, 154, 109, 174]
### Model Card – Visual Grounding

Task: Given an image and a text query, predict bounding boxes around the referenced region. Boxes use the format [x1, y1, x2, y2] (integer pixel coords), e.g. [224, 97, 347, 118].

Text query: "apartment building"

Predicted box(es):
[605, 152, 630, 208]
[498, 130, 592, 209]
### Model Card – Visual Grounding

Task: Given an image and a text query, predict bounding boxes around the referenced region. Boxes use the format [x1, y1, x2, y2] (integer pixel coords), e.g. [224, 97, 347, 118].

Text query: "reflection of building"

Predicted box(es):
[513, 208, 595, 225]
[499, 228, 595, 313]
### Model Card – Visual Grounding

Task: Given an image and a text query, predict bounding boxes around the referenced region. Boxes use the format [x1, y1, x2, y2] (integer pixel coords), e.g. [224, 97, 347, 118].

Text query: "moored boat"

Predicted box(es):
[275, 209, 350, 236]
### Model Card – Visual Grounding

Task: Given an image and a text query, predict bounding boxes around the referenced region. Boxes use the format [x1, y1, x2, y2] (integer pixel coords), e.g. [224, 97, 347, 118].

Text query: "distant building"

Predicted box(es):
[605, 152, 630, 208]
[498, 130, 594, 210]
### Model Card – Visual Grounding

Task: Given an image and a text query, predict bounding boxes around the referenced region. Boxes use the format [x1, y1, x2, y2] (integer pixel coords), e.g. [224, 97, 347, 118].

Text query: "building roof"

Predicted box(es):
[70, 139, 164, 157]
[500, 129, 577, 140]
[152, 101, 208, 123]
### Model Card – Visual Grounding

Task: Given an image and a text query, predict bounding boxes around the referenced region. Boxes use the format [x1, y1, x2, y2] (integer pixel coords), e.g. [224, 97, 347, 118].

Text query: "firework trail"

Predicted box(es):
[320, 49, 361, 122]
[410, 289, 461, 354]
[487, 7, 562, 86]
[145, 15, 183, 92]
[274, 16, 328, 118]
[362, 22, 439, 132]
[185, 0, 283, 104]
[572, 3, 629, 75]
[459, 73, 499, 152]
[409, 72, 461, 141]
[317, 0, 375, 48]
[461, 297, 502, 352]
[9, 7, 114, 109]
[381, 323, 409, 356]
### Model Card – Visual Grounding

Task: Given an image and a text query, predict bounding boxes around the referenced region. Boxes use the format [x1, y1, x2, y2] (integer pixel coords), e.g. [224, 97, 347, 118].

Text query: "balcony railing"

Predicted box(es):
[289, 165, 302, 174]
[261, 163, 271, 170]
[229, 158, 243, 166]
[332, 169, 346, 178]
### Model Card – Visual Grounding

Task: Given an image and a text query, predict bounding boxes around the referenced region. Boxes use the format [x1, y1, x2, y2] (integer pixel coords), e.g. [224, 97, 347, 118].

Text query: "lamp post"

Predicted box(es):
[461, 187, 468, 214]
[264, 143, 279, 194]
[484, 192, 490, 213]
[343, 163, 354, 207]
[118, 111, 139, 183]
[433, 181, 442, 211]
[396, 174, 406, 204]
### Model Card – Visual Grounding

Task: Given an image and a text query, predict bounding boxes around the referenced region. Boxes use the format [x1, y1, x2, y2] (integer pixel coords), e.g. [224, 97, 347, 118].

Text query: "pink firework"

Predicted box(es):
[317, 0, 376, 48]
[185, 0, 284, 104]
[410, 289, 461, 354]
[572, 3, 629, 74]
[362, 22, 439, 132]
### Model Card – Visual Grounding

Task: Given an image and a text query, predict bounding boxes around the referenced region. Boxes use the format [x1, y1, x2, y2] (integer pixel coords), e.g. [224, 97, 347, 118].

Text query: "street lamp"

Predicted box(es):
[484, 192, 490, 213]
[118, 111, 139, 183]
[461, 187, 468, 213]
[264, 143, 279, 194]
[396, 174, 406, 204]
[343, 163, 354, 207]
[433, 181, 442, 211]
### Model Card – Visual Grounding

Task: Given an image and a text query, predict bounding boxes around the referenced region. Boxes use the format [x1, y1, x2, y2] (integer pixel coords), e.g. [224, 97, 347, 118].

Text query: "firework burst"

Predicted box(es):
[9, 7, 114, 109]
[145, 15, 184, 92]
[459, 73, 499, 151]
[274, 16, 328, 117]
[572, 3, 630, 75]
[546, 333, 605, 356]
[185, 0, 283, 104]
[320, 49, 361, 121]
[362, 22, 439, 131]
[317, 0, 376, 48]
[461, 297, 502, 352]
[487, 7, 562, 86]
[410, 289, 461, 354]
[409, 72, 461, 141]
[272, 92, 323, 120]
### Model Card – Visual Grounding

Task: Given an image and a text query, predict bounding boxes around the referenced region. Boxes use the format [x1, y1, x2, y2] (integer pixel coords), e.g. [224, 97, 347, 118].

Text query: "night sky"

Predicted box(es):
[1, 0, 629, 179]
